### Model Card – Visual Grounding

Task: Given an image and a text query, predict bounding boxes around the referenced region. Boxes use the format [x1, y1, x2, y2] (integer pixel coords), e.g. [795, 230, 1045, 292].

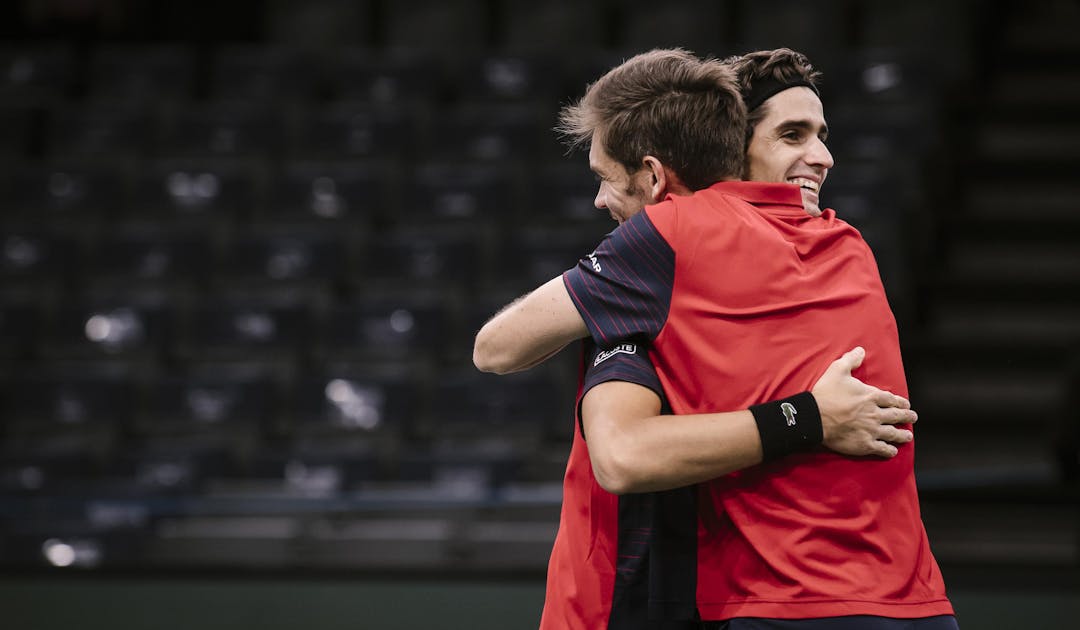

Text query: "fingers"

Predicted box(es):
[835, 346, 865, 374]
[877, 426, 914, 445]
[865, 428, 912, 458]
[877, 407, 918, 425]
[870, 387, 910, 410]
[869, 442, 900, 458]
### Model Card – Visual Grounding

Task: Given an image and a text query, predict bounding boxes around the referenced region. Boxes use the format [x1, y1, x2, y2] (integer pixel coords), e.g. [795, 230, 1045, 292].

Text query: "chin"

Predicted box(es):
[800, 194, 822, 217]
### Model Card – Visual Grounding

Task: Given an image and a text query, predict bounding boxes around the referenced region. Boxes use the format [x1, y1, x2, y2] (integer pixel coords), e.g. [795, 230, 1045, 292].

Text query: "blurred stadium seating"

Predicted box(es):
[0, 0, 1075, 595]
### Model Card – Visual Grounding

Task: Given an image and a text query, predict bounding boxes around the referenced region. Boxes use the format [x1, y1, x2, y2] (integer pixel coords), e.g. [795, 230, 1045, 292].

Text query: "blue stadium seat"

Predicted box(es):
[215, 228, 350, 293]
[39, 293, 173, 363]
[2, 364, 135, 451]
[450, 53, 567, 107]
[826, 49, 944, 147]
[360, 225, 483, 292]
[207, 44, 313, 104]
[111, 442, 234, 495]
[495, 0, 606, 56]
[495, 226, 601, 290]
[316, 291, 450, 364]
[178, 294, 313, 363]
[530, 161, 612, 229]
[291, 364, 419, 440]
[422, 369, 565, 441]
[244, 450, 378, 496]
[0, 450, 98, 494]
[407, 160, 518, 225]
[396, 445, 524, 497]
[617, 0, 732, 57]
[857, 1, 977, 84]
[264, 160, 392, 225]
[45, 104, 151, 159]
[735, 0, 848, 70]
[87, 227, 211, 290]
[380, 0, 489, 55]
[6, 161, 131, 226]
[85, 45, 195, 104]
[0, 104, 36, 158]
[2, 523, 150, 570]
[0, 296, 41, 359]
[423, 104, 546, 164]
[0, 45, 73, 104]
[129, 159, 257, 226]
[156, 104, 283, 159]
[0, 226, 79, 291]
[287, 105, 414, 160]
[140, 364, 280, 438]
[327, 50, 440, 109]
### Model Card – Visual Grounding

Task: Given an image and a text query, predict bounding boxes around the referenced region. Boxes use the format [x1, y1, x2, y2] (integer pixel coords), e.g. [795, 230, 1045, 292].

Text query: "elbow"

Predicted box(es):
[472, 329, 512, 374]
[591, 442, 647, 496]
[594, 470, 633, 496]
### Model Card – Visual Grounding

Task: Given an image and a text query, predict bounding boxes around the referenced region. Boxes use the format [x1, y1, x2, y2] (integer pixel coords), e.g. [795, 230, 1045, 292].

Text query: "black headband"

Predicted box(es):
[744, 78, 819, 112]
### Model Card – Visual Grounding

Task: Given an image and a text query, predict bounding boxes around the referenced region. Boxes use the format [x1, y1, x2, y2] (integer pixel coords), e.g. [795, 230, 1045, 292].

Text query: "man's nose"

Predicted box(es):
[807, 138, 834, 169]
[593, 186, 607, 209]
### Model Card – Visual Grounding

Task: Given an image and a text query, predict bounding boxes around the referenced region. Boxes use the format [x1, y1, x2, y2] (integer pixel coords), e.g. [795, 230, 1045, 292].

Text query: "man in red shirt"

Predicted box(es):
[474, 48, 955, 629]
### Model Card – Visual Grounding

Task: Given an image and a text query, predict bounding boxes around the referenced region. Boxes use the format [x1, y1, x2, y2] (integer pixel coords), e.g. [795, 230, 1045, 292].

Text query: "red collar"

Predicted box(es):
[707, 181, 808, 217]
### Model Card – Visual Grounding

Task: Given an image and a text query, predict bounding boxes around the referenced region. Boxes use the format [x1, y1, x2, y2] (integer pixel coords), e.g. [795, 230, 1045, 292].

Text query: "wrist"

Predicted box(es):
[750, 391, 823, 461]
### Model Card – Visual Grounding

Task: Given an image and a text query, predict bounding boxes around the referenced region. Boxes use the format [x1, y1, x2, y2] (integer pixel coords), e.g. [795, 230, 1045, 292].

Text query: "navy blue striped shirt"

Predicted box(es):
[563, 212, 675, 348]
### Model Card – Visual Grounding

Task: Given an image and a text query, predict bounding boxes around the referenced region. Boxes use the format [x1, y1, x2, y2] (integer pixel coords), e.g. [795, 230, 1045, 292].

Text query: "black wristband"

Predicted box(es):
[750, 391, 823, 462]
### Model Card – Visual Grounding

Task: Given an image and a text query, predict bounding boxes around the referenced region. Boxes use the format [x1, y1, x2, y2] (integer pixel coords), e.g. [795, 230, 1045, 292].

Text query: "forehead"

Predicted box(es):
[757, 86, 826, 127]
[588, 132, 616, 169]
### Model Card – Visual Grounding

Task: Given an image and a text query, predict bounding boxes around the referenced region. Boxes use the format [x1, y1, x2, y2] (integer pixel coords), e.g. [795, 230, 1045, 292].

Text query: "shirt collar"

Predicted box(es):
[707, 181, 808, 216]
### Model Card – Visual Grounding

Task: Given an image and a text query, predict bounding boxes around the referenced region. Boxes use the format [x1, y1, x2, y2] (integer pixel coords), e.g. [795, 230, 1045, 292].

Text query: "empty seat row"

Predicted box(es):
[0, 100, 569, 163]
[0, 45, 576, 107]
[0, 222, 602, 295]
[0, 289, 474, 363]
[0, 360, 575, 487]
[0, 158, 607, 229]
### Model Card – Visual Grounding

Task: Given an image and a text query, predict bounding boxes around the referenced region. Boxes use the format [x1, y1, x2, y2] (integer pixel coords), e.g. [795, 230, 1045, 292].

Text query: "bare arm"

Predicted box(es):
[473, 276, 588, 374]
[582, 347, 917, 495]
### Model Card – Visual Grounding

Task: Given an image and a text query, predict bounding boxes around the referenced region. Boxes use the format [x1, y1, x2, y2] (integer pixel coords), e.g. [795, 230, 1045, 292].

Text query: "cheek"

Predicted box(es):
[746, 155, 768, 181]
[746, 145, 771, 181]
[750, 153, 789, 182]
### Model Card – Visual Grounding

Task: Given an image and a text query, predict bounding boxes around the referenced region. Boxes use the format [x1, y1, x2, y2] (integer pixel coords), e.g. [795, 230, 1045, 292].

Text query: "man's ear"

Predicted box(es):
[640, 155, 667, 202]
[641, 155, 686, 202]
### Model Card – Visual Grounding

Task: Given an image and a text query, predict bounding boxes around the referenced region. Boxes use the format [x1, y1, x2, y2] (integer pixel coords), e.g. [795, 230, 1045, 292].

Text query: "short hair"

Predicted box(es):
[724, 48, 823, 148]
[557, 48, 746, 190]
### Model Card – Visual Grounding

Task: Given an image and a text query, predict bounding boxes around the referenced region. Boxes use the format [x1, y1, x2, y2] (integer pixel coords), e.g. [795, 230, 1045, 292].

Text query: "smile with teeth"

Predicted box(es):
[788, 177, 819, 192]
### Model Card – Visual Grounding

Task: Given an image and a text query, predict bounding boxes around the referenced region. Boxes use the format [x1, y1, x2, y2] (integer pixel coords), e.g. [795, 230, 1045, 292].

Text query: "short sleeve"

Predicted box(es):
[582, 341, 663, 400]
[577, 340, 665, 439]
[562, 211, 675, 347]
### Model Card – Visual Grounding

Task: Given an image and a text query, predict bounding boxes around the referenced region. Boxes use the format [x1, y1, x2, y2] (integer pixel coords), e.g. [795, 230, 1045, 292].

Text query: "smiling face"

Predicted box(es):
[746, 86, 834, 216]
[588, 133, 654, 225]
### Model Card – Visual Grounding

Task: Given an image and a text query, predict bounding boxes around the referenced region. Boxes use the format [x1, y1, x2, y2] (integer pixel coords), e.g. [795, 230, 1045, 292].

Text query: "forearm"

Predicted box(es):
[589, 409, 763, 495]
[473, 276, 588, 374]
[582, 382, 764, 494]
[583, 348, 915, 495]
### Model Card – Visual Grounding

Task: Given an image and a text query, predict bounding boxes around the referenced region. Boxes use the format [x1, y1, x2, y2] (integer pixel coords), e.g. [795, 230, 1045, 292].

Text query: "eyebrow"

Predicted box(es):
[778, 119, 829, 138]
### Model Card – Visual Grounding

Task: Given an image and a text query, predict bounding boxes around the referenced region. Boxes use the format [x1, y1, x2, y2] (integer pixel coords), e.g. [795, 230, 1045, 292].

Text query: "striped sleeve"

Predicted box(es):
[582, 341, 663, 401]
[561, 211, 675, 347]
[577, 340, 664, 439]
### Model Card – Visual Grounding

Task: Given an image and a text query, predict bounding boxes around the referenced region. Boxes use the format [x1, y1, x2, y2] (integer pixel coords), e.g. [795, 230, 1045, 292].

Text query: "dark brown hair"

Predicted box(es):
[557, 48, 746, 190]
[724, 48, 823, 148]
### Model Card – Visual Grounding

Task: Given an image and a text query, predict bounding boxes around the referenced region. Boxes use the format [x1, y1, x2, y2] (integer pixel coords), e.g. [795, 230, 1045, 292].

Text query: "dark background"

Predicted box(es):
[0, 0, 1077, 628]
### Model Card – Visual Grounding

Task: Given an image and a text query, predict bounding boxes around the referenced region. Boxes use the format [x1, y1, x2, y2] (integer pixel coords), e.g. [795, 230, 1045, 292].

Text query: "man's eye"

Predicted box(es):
[781, 132, 800, 141]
